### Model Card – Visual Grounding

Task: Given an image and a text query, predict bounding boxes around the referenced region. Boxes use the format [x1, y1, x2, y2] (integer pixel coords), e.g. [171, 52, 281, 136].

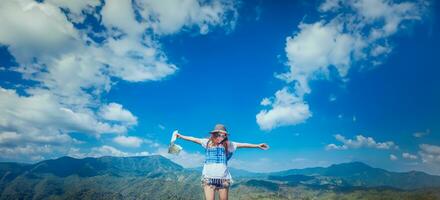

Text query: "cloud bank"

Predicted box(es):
[0, 0, 238, 162]
[257, 0, 427, 130]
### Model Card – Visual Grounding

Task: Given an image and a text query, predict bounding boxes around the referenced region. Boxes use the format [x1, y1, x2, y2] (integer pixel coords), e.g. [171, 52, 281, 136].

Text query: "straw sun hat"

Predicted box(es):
[209, 124, 228, 134]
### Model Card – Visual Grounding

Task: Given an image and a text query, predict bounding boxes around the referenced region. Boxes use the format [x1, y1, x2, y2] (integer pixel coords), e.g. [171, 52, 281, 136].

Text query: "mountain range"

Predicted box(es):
[1, 155, 439, 199]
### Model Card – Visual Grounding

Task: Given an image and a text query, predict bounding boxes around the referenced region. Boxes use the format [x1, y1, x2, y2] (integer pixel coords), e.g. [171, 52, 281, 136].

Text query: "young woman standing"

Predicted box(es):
[175, 124, 269, 200]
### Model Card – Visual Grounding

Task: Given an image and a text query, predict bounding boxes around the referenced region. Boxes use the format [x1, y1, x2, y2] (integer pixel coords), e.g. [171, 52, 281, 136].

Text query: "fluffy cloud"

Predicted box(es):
[113, 135, 143, 148]
[0, 131, 72, 147]
[99, 103, 138, 125]
[0, 0, 80, 62]
[326, 134, 398, 150]
[0, 0, 238, 162]
[419, 144, 440, 163]
[44, 0, 101, 23]
[256, 87, 311, 130]
[413, 129, 430, 138]
[0, 87, 126, 162]
[0, 88, 127, 138]
[68, 143, 204, 168]
[134, 0, 238, 35]
[158, 124, 166, 130]
[257, 0, 427, 130]
[143, 138, 161, 148]
[68, 145, 151, 158]
[329, 94, 337, 102]
[390, 154, 398, 161]
[89, 145, 131, 157]
[72, 141, 204, 168]
[0, 144, 56, 162]
[402, 152, 418, 160]
[156, 147, 205, 168]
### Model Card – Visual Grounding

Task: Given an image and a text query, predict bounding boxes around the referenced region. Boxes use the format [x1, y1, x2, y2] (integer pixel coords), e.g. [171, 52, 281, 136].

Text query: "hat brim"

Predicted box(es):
[210, 130, 228, 134]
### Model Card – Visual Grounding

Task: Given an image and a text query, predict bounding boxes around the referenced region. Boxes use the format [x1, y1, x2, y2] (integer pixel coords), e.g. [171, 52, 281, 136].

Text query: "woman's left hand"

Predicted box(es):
[258, 143, 269, 150]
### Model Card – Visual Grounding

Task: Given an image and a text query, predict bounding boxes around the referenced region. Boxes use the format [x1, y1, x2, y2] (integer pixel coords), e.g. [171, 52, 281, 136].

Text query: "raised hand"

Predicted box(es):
[173, 130, 181, 138]
[258, 143, 269, 150]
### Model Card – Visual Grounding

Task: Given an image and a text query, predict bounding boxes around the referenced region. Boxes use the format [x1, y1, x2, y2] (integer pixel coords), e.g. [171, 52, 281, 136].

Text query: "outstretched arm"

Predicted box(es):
[176, 133, 203, 145]
[235, 142, 269, 150]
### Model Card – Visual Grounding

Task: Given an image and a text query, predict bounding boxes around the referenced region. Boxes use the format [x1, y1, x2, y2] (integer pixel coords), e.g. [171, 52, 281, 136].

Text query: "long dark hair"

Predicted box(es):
[207, 134, 230, 157]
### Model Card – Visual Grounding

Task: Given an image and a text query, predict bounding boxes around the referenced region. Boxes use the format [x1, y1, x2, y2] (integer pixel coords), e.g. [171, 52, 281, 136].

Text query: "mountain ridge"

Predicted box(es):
[1, 155, 440, 190]
[1, 155, 440, 199]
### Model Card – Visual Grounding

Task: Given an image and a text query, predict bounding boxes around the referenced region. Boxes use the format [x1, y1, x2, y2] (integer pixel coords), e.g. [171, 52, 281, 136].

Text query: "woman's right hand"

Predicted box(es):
[175, 133, 182, 138]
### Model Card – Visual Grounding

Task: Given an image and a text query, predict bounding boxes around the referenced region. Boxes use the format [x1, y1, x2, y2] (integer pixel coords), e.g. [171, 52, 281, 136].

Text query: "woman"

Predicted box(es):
[175, 123, 269, 200]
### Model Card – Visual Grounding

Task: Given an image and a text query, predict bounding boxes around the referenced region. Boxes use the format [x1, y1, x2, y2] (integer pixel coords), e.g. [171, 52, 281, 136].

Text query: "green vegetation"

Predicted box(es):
[1, 156, 439, 200]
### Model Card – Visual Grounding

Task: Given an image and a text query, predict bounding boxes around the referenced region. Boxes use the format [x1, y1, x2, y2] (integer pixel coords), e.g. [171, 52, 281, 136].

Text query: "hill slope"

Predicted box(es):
[1, 156, 440, 199]
[269, 161, 440, 189]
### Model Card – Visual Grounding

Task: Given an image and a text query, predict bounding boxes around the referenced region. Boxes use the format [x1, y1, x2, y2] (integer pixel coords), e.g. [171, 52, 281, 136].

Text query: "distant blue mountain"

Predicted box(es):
[269, 161, 440, 189]
[0, 155, 186, 182]
[189, 160, 440, 189]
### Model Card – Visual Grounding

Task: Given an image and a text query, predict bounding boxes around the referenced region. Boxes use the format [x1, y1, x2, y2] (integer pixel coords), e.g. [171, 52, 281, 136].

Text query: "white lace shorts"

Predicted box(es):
[201, 177, 232, 190]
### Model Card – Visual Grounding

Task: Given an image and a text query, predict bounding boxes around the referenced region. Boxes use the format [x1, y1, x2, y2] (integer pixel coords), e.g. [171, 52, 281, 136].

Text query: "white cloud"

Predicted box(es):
[390, 154, 398, 161]
[257, 0, 427, 130]
[113, 135, 143, 148]
[371, 44, 392, 57]
[89, 145, 130, 157]
[0, 87, 128, 136]
[155, 147, 205, 168]
[256, 87, 311, 130]
[0, 87, 128, 162]
[69, 145, 151, 158]
[0, 131, 73, 146]
[0, 144, 56, 162]
[402, 152, 418, 160]
[0, 0, 80, 62]
[134, 0, 238, 35]
[94, 0, 178, 83]
[329, 94, 337, 102]
[99, 103, 138, 125]
[326, 143, 347, 150]
[319, 0, 342, 12]
[419, 144, 440, 163]
[326, 134, 398, 150]
[101, 0, 144, 35]
[280, 21, 359, 83]
[0, 0, 238, 162]
[260, 98, 272, 106]
[420, 144, 440, 154]
[45, 0, 101, 23]
[158, 124, 166, 130]
[143, 138, 161, 148]
[413, 129, 430, 138]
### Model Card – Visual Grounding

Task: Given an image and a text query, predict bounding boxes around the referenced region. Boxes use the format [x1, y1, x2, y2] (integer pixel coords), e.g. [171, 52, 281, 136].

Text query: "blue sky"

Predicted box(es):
[0, 0, 439, 175]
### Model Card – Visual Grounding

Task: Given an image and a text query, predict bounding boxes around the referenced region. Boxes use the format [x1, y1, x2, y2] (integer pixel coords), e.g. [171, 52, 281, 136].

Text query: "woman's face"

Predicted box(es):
[212, 132, 227, 144]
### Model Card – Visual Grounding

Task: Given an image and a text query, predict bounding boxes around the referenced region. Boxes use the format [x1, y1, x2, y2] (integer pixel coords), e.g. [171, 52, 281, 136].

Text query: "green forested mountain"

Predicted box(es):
[0, 156, 439, 200]
[269, 161, 440, 189]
